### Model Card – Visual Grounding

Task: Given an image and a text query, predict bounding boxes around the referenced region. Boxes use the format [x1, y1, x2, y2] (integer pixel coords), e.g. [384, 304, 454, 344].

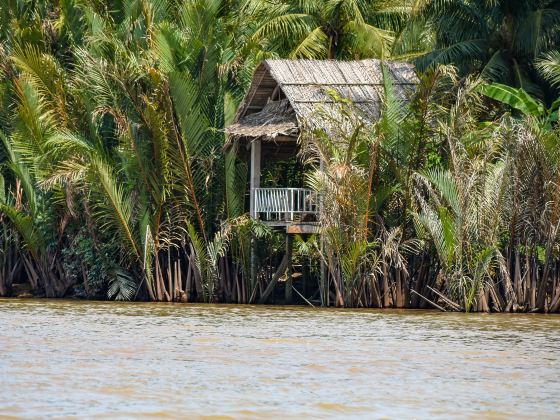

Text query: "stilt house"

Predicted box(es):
[227, 59, 417, 234]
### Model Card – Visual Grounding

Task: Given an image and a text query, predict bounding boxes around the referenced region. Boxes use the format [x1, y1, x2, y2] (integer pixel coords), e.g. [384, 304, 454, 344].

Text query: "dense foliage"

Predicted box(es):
[0, 0, 559, 311]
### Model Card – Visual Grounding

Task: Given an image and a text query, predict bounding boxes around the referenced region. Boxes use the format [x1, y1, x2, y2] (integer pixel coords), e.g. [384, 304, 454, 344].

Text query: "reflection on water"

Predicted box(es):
[1, 299, 559, 419]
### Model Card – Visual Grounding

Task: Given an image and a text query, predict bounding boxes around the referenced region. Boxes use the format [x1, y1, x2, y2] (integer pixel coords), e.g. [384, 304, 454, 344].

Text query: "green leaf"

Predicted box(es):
[0, 174, 4, 204]
[0, 204, 42, 257]
[108, 267, 137, 301]
[91, 157, 141, 260]
[549, 97, 560, 122]
[438, 206, 456, 266]
[478, 83, 546, 117]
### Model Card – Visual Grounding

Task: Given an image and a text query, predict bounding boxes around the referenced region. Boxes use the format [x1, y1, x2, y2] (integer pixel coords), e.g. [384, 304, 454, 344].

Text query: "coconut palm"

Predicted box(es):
[536, 51, 560, 96]
[248, 0, 418, 59]
[416, 0, 560, 99]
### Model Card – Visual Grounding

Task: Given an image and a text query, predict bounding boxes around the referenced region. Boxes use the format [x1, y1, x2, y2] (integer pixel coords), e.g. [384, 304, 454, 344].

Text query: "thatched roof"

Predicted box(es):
[227, 59, 417, 141]
[226, 99, 298, 139]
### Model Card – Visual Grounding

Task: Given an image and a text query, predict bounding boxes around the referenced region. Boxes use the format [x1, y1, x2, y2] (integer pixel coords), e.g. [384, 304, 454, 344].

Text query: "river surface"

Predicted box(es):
[0, 299, 559, 419]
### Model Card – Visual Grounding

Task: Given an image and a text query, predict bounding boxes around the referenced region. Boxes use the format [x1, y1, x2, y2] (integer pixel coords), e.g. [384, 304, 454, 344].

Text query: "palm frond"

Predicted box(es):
[0, 204, 42, 257]
[536, 51, 560, 88]
[91, 157, 141, 259]
[290, 27, 329, 58]
[108, 266, 138, 300]
[252, 13, 313, 42]
[11, 44, 66, 117]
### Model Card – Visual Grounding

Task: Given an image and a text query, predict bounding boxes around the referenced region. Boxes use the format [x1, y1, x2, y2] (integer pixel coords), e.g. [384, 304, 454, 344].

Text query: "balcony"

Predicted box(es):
[253, 188, 319, 231]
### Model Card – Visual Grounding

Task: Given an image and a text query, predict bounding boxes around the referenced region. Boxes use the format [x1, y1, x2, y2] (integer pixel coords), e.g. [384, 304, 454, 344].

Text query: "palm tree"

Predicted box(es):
[537, 51, 560, 93]
[0, 0, 261, 302]
[412, 77, 510, 311]
[299, 65, 423, 307]
[0, 82, 73, 297]
[248, 0, 418, 59]
[416, 0, 560, 100]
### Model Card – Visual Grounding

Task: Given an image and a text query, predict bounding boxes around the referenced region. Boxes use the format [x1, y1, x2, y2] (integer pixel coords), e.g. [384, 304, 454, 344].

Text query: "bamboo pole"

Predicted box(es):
[411, 289, 446, 311]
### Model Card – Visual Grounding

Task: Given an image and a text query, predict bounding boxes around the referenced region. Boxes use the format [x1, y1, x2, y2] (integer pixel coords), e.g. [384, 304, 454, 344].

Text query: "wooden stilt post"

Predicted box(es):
[259, 253, 289, 304]
[285, 234, 294, 304]
[318, 158, 327, 306]
[250, 139, 262, 291]
[249, 139, 261, 219]
[320, 239, 327, 306]
[303, 256, 309, 297]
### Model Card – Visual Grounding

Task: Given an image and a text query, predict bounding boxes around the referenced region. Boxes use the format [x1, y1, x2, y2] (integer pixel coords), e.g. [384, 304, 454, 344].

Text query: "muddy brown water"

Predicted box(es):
[0, 299, 559, 419]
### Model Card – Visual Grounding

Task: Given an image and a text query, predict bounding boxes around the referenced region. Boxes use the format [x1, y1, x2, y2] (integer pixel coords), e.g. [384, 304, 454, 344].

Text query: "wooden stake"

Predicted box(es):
[285, 235, 294, 304]
[259, 253, 289, 304]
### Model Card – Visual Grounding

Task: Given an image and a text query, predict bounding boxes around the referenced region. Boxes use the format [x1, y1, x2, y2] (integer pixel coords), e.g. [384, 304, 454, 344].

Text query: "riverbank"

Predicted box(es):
[5, 273, 560, 314]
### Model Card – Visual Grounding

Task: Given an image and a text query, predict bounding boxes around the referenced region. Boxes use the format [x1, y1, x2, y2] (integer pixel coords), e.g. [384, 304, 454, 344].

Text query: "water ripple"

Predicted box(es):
[0, 299, 559, 419]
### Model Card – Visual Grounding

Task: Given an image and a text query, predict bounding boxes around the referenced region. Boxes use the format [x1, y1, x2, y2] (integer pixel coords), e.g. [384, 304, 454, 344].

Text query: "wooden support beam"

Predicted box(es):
[285, 235, 294, 304]
[249, 139, 261, 219]
[410, 289, 447, 312]
[239, 69, 267, 117]
[258, 252, 289, 304]
[287, 224, 320, 234]
[250, 139, 261, 289]
[319, 158, 327, 307]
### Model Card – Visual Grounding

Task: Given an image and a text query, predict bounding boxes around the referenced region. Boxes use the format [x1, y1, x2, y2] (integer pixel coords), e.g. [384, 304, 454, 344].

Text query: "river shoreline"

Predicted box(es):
[3, 295, 560, 316]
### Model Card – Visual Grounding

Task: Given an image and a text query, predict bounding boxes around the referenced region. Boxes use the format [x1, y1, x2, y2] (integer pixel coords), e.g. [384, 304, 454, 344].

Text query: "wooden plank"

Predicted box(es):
[287, 224, 320, 235]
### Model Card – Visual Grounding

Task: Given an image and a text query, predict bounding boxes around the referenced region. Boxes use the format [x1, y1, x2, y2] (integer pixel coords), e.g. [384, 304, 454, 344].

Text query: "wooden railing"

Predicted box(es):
[253, 188, 318, 223]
